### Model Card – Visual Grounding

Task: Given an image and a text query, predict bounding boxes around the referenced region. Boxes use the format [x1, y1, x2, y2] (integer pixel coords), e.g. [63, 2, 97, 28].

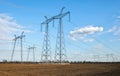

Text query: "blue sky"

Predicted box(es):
[0, 0, 120, 62]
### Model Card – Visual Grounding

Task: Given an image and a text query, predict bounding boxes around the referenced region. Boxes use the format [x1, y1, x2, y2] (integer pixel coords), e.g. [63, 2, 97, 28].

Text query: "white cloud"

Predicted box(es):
[92, 44, 104, 50]
[83, 38, 94, 42]
[108, 26, 117, 32]
[110, 38, 120, 42]
[108, 26, 120, 35]
[70, 25, 104, 41]
[0, 13, 31, 40]
[117, 16, 120, 19]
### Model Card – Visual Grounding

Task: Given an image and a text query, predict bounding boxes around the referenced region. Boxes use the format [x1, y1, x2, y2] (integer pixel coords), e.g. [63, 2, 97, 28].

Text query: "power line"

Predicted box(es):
[53, 7, 70, 63]
[27, 45, 36, 62]
[40, 16, 54, 62]
[11, 31, 25, 62]
[68, 20, 120, 54]
[92, 37, 120, 54]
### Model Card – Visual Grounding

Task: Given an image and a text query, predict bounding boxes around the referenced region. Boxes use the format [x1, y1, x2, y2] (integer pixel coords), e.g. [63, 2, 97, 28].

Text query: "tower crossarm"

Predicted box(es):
[41, 16, 54, 25]
[53, 11, 70, 19]
[41, 16, 54, 32]
[13, 35, 20, 41]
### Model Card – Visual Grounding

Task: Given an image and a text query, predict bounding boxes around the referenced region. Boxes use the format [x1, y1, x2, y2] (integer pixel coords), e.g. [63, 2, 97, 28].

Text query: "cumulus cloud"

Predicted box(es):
[70, 26, 104, 41]
[108, 26, 120, 35]
[0, 13, 31, 40]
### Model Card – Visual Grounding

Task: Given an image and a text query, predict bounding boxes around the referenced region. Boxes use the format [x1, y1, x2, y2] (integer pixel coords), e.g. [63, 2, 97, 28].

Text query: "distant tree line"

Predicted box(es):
[0, 60, 120, 64]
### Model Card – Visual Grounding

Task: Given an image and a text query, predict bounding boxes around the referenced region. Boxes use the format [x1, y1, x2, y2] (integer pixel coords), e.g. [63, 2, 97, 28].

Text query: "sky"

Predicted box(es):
[0, 0, 120, 62]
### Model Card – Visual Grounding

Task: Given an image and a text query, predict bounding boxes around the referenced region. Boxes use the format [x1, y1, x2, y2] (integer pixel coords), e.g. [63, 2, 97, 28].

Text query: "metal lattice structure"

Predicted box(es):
[11, 31, 25, 62]
[54, 7, 70, 63]
[27, 46, 36, 62]
[41, 16, 54, 62]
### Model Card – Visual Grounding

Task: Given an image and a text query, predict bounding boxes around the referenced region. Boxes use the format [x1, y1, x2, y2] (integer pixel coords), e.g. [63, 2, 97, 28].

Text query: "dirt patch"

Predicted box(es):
[0, 63, 120, 76]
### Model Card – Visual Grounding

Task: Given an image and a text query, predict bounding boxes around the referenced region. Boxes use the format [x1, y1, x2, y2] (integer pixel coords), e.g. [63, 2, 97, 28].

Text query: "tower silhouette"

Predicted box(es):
[11, 31, 25, 62]
[41, 16, 54, 62]
[54, 7, 70, 63]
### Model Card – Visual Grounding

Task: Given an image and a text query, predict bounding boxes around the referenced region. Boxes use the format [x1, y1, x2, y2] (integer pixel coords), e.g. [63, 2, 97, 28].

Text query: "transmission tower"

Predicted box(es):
[11, 35, 19, 61]
[54, 7, 70, 63]
[11, 31, 25, 62]
[41, 16, 54, 62]
[93, 55, 99, 62]
[27, 45, 36, 62]
[27, 46, 30, 61]
[109, 54, 115, 62]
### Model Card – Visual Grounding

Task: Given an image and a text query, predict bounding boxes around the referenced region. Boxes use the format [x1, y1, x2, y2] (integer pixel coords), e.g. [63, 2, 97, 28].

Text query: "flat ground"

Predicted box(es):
[0, 63, 120, 76]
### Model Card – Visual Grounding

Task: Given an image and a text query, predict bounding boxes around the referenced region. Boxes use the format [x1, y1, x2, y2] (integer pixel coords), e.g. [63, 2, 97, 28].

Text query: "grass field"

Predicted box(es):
[0, 63, 120, 76]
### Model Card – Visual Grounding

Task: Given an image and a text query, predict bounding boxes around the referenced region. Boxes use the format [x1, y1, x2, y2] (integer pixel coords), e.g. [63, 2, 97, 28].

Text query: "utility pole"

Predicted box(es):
[54, 7, 70, 63]
[11, 31, 25, 62]
[27, 45, 36, 62]
[41, 16, 54, 63]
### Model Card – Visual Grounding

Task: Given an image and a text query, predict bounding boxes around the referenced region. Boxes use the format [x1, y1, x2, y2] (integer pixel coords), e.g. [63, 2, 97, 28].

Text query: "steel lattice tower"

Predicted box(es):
[11, 31, 25, 62]
[54, 7, 70, 63]
[11, 35, 18, 61]
[41, 16, 54, 62]
[27, 46, 36, 62]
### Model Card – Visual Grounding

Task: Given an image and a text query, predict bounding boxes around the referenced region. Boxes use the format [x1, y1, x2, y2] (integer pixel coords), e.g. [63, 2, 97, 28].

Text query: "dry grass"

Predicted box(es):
[0, 63, 120, 76]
